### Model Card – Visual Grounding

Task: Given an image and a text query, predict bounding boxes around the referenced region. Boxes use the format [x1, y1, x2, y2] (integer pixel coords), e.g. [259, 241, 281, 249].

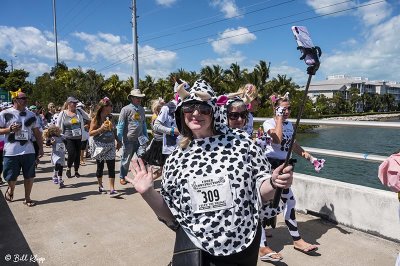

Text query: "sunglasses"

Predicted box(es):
[227, 111, 248, 120]
[16, 97, 28, 100]
[182, 103, 212, 115]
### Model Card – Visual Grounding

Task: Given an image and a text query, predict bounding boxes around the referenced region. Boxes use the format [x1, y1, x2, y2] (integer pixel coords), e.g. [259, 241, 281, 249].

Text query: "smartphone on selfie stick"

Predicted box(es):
[271, 26, 322, 209]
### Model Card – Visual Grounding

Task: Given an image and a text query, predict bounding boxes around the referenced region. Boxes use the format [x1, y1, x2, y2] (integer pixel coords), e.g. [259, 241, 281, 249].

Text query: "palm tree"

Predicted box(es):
[254, 60, 270, 88]
[200, 65, 225, 94]
[104, 74, 125, 109]
[224, 63, 244, 91]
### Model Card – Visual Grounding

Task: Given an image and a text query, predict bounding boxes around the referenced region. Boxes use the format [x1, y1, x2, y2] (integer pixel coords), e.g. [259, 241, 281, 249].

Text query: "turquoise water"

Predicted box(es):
[294, 123, 399, 191]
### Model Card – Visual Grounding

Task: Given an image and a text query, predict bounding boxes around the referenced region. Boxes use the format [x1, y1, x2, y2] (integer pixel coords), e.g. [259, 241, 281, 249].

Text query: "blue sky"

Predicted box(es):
[1, 0, 399, 85]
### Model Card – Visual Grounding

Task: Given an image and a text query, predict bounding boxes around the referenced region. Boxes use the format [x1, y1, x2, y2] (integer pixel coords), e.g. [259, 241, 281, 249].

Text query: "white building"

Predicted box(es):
[301, 74, 400, 105]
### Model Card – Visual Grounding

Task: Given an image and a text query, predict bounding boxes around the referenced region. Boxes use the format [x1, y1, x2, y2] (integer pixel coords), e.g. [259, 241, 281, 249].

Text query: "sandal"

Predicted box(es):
[23, 200, 36, 207]
[5, 187, 14, 202]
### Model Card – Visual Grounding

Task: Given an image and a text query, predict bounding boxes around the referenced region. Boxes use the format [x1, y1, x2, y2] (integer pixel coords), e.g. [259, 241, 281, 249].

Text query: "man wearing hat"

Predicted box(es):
[0, 89, 44, 206]
[116, 89, 148, 185]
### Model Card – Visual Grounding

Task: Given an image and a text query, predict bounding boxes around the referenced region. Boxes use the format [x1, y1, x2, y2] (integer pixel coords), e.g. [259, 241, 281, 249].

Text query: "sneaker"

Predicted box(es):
[98, 186, 107, 194]
[109, 190, 121, 198]
[66, 169, 72, 178]
[52, 177, 59, 184]
[75, 172, 81, 178]
[119, 178, 128, 185]
[59, 181, 65, 189]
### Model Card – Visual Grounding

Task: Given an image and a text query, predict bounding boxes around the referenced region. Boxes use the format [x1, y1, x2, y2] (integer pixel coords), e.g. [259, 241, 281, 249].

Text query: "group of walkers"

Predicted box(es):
[1, 79, 327, 265]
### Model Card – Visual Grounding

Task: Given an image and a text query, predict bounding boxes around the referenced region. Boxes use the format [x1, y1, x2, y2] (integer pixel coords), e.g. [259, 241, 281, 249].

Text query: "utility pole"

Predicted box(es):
[52, 0, 59, 65]
[131, 0, 139, 90]
[10, 59, 13, 72]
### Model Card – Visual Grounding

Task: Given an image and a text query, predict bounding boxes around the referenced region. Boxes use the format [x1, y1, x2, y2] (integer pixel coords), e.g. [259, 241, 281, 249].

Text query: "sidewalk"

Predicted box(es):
[0, 147, 398, 266]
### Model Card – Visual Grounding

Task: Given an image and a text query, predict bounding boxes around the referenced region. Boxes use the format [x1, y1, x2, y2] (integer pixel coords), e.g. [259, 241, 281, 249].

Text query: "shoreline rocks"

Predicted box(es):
[323, 113, 400, 121]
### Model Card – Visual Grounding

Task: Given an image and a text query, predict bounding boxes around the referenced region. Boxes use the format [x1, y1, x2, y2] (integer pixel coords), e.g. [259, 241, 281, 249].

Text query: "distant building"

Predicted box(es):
[300, 75, 400, 111]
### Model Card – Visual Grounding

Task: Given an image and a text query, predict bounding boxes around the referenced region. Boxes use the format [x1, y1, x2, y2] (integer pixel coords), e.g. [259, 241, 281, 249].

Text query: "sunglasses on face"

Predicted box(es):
[16, 97, 28, 100]
[227, 111, 248, 120]
[182, 103, 212, 115]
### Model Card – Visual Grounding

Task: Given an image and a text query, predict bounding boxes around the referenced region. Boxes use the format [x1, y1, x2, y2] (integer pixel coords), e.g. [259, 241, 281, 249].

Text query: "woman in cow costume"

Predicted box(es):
[259, 93, 323, 257]
[126, 79, 293, 265]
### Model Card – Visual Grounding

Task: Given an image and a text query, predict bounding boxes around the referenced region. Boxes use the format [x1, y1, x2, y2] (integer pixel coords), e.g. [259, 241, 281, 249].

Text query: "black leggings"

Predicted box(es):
[0, 151, 3, 175]
[65, 139, 82, 170]
[96, 159, 116, 178]
[55, 163, 63, 176]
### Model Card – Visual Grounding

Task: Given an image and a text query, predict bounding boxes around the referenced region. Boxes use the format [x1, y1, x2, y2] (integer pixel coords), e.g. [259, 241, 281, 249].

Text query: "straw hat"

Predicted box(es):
[127, 89, 145, 100]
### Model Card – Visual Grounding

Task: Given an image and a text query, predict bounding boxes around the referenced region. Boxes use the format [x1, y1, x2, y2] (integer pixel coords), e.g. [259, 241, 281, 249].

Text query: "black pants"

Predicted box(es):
[65, 139, 82, 170]
[55, 163, 63, 176]
[96, 159, 116, 178]
[0, 151, 3, 176]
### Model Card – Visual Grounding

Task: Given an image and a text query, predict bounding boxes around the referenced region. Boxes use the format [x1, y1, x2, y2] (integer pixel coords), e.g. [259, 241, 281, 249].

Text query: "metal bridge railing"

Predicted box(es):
[114, 113, 399, 163]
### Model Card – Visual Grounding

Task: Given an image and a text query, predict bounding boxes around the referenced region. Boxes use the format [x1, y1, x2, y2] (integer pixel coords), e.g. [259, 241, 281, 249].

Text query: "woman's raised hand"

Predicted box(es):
[125, 158, 154, 194]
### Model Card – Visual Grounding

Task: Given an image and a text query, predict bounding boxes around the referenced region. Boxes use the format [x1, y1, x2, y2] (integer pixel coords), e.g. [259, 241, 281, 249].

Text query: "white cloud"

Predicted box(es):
[0, 26, 85, 61]
[306, 0, 356, 16]
[269, 64, 307, 85]
[211, 27, 256, 54]
[98, 33, 120, 44]
[75, 32, 177, 79]
[17, 60, 51, 78]
[356, 0, 392, 26]
[321, 14, 400, 81]
[156, 0, 176, 7]
[211, 0, 241, 18]
[200, 51, 246, 68]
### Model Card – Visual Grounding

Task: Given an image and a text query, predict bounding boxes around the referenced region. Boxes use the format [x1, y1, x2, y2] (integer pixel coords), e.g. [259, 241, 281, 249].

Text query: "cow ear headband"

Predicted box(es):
[270, 92, 290, 104]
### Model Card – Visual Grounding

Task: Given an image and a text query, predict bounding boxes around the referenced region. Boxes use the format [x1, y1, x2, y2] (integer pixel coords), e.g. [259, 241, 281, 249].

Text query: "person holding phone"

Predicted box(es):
[0, 90, 44, 207]
[258, 93, 323, 259]
[125, 80, 294, 265]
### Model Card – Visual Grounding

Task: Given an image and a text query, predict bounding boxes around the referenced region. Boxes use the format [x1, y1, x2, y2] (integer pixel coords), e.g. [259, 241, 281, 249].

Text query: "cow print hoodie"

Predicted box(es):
[160, 80, 272, 256]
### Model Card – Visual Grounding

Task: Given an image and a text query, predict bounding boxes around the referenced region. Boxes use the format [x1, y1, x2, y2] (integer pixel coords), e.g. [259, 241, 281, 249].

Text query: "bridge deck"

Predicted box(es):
[0, 147, 398, 266]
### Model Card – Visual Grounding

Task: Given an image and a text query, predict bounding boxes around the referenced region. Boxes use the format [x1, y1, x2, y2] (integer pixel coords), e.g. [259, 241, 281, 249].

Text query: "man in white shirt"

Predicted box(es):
[0, 90, 43, 207]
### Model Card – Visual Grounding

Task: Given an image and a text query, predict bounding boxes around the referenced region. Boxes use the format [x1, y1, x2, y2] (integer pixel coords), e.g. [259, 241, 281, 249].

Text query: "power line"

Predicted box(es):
[59, 0, 108, 41]
[89, 0, 287, 70]
[95, 0, 384, 73]
[142, 0, 295, 43]
[143, 0, 356, 52]
[140, 0, 275, 40]
[57, 0, 96, 34]
[58, 0, 82, 23]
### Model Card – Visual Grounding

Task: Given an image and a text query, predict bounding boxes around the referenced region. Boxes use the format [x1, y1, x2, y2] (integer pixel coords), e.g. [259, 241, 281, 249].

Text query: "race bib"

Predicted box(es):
[56, 143, 65, 152]
[15, 129, 28, 141]
[72, 128, 82, 137]
[133, 113, 141, 120]
[189, 174, 234, 214]
[138, 135, 149, 145]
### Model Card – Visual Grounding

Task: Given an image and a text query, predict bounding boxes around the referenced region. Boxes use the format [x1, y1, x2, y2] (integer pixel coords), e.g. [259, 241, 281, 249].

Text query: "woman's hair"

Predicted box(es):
[150, 98, 165, 115]
[228, 100, 247, 112]
[270, 93, 290, 108]
[93, 97, 112, 127]
[179, 105, 217, 149]
[43, 125, 62, 139]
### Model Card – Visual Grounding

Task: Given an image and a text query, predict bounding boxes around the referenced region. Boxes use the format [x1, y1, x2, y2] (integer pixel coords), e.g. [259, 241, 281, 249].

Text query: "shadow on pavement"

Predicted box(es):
[36, 190, 100, 205]
[0, 191, 39, 266]
[267, 218, 351, 255]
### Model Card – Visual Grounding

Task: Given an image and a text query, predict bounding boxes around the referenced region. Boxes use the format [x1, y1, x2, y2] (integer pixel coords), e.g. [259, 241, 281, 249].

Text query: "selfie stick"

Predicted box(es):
[271, 33, 321, 208]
